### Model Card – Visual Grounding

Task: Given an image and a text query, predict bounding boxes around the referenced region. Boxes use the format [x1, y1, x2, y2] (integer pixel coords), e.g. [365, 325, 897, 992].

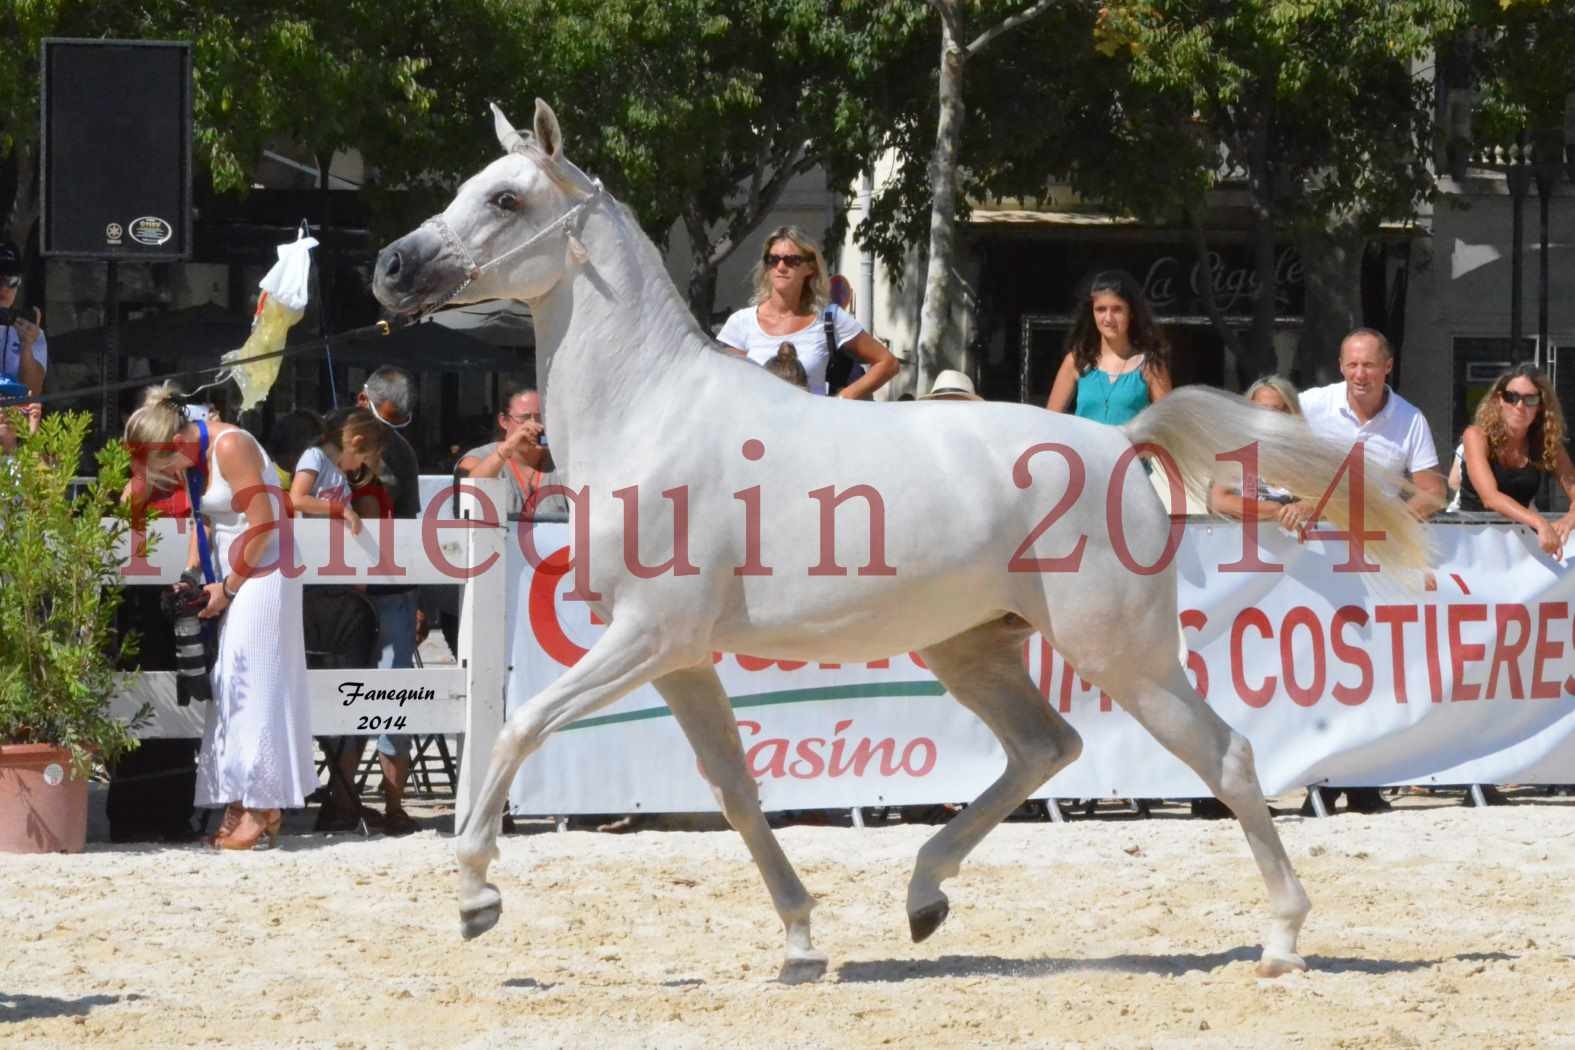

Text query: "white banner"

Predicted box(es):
[506, 522, 1575, 813]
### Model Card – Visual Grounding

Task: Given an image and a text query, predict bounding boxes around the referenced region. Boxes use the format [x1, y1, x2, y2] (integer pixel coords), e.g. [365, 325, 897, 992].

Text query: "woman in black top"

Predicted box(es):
[1459, 365, 1575, 556]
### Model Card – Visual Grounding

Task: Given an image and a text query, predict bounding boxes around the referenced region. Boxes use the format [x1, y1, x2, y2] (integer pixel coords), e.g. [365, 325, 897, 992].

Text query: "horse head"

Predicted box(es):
[373, 99, 600, 316]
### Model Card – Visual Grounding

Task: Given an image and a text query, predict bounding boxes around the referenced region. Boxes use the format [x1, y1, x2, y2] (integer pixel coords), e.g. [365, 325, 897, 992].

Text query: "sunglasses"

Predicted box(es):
[765, 253, 807, 269]
[1501, 390, 1542, 408]
[0, 276, 20, 290]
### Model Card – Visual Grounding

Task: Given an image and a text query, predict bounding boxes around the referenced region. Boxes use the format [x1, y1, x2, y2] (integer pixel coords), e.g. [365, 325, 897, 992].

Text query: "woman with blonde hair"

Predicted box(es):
[717, 225, 897, 398]
[123, 384, 314, 849]
[1459, 364, 1575, 556]
[1208, 375, 1307, 524]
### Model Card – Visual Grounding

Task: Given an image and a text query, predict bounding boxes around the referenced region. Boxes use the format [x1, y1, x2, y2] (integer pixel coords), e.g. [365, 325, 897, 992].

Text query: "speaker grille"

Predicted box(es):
[41, 40, 192, 259]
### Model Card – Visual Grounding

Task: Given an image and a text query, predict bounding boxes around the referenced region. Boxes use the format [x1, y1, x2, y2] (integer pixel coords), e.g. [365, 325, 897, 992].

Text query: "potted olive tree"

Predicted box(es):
[0, 409, 146, 852]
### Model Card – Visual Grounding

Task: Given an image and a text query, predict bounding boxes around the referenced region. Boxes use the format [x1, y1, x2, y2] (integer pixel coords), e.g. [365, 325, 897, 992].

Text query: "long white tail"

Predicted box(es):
[1125, 386, 1432, 573]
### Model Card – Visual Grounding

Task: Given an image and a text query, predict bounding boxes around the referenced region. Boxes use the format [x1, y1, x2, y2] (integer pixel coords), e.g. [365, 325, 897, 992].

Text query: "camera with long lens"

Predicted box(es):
[161, 569, 214, 705]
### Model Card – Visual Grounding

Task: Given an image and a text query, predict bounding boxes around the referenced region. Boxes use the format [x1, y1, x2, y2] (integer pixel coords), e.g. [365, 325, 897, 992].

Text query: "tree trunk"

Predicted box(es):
[6, 143, 39, 260]
[683, 208, 718, 327]
[1294, 223, 1365, 388]
[1186, 206, 1247, 385]
[914, 10, 967, 396]
[1246, 125, 1280, 380]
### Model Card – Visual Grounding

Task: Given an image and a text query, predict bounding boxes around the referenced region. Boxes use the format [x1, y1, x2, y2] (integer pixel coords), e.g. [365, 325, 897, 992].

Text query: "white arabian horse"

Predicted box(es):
[373, 100, 1428, 982]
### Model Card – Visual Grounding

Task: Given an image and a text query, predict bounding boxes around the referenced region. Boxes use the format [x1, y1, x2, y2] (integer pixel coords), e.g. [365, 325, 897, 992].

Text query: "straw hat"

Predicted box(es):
[919, 369, 982, 401]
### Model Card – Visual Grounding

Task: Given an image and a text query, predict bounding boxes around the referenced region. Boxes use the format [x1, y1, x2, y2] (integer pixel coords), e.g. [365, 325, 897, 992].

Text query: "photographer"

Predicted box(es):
[0, 241, 46, 397]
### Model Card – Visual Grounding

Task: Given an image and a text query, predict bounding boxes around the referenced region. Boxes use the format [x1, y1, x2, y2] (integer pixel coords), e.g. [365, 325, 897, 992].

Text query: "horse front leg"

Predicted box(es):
[1115, 664, 1311, 977]
[908, 621, 1084, 942]
[652, 665, 825, 984]
[455, 619, 682, 941]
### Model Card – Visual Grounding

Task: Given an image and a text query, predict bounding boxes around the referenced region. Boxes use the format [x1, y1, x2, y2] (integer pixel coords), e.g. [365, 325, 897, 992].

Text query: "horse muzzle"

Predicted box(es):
[373, 228, 461, 315]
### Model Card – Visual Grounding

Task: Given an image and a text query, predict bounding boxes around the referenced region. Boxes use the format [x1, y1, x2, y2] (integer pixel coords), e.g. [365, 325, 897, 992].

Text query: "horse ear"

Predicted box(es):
[491, 102, 525, 154]
[533, 98, 563, 161]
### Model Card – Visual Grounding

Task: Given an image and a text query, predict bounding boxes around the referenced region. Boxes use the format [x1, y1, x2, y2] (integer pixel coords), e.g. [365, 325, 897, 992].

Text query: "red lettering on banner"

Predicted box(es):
[1232, 609, 1275, 707]
[1330, 606, 1373, 705]
[529, 546, 586, 668]
[1180, 609, 1209, 699]
[749, 733, 789, 779]
[1057, 660, 1075, 714]
[901, 738, 938, 776]
[867, 657, 891, 670]
[1050, 661, 1113, 712]
[837, 737, 899, 777]
[736, 654, 809, 672]
[1534, 601, 1567, 699]
[909, 651, 927, 670]
[1280, 607, 1326, 707]
[732, 484, 771, 576]
[1487, 604, 1531, 699]
[789, 738, 827, 779]
[1373, 605, 1418, 703]
[829, 719, 895, 777]
[1423, 604, 1443, 702]
[735, 721, 938, 780]
[1566, 608, 1575, 695]
[1448, 603, 1489, 701]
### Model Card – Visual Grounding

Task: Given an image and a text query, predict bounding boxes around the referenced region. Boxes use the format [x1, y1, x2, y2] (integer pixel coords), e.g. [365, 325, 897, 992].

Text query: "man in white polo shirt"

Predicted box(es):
[1295, 327, 1445, 522]
[1295, 327, 1443, 817]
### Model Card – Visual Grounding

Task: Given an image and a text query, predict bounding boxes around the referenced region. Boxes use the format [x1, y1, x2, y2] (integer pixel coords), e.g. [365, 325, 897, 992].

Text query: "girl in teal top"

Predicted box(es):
[1046, 269, 1172, 424]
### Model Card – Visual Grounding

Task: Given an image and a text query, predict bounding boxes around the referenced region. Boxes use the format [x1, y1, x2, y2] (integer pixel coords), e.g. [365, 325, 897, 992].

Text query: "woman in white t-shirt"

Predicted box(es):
[716, 226, 898, 398]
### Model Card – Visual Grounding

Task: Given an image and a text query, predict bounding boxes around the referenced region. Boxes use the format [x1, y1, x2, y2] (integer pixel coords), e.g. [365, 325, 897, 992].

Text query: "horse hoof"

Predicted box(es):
[459, 884, 503, 941]
[1255, 951, 1308, 978]
[908, 898, 950, 943]
[778, 954, 828, 985]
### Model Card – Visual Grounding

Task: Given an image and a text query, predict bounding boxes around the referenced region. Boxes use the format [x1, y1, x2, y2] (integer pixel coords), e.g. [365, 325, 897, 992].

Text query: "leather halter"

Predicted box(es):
[418, 143, 603, 311]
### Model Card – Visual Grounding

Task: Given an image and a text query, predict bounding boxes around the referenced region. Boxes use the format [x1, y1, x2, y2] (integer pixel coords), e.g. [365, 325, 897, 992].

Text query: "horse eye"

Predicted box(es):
[492, 191, 520, 212]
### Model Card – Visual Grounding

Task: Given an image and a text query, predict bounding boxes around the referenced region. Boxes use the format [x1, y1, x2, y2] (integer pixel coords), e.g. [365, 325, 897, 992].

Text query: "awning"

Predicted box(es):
[428, 299, 534, 348]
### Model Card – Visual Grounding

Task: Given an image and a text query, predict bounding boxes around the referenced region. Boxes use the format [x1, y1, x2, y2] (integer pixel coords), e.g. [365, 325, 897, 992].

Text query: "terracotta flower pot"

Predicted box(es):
[0, 744, 88, 854]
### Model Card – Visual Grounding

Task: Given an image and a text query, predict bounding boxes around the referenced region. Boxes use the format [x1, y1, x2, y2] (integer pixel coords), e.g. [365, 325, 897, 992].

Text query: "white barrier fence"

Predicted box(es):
[111, 478, 508, 826]
[112, 484, 1575, 822]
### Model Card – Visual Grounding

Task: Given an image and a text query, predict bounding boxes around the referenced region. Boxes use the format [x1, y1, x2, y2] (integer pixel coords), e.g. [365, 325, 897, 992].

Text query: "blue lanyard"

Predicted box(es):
[185, 420, 218, 584]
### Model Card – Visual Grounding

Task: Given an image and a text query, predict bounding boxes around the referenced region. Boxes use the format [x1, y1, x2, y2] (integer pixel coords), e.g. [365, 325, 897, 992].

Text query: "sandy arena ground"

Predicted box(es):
[2, 795, 1573, 1049]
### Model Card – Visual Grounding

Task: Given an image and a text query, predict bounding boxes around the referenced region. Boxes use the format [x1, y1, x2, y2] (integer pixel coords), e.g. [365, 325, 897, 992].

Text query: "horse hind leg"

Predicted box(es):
[652, 664, 825, 984]
[1111, 662, 1311, 976]
[454, 619, 682, 941]
[908, 617, 1084, 942]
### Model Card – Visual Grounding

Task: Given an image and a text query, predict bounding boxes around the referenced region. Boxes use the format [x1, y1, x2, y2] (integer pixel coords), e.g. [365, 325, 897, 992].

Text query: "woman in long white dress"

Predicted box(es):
[124, 385, 315, 849]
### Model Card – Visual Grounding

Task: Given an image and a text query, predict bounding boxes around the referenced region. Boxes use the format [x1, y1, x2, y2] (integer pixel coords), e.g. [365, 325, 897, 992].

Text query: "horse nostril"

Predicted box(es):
[382, 249, 402, 279]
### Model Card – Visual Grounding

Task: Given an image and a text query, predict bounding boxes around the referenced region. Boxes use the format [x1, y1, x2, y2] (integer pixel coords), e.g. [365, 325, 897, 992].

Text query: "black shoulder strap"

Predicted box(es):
[823, 306, 838, 359]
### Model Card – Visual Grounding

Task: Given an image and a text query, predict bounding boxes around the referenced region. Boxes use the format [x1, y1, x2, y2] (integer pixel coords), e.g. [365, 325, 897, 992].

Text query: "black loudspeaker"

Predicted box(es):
[41, 39, 192, 259]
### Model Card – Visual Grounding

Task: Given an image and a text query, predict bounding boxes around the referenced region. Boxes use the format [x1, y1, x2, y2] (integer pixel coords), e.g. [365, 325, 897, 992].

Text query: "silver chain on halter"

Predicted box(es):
[419, 178, 605, 311]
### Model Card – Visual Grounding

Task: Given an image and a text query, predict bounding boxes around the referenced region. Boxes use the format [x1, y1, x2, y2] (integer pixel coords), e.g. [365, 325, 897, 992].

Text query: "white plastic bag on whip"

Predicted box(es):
[223, 231, 317, 411]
